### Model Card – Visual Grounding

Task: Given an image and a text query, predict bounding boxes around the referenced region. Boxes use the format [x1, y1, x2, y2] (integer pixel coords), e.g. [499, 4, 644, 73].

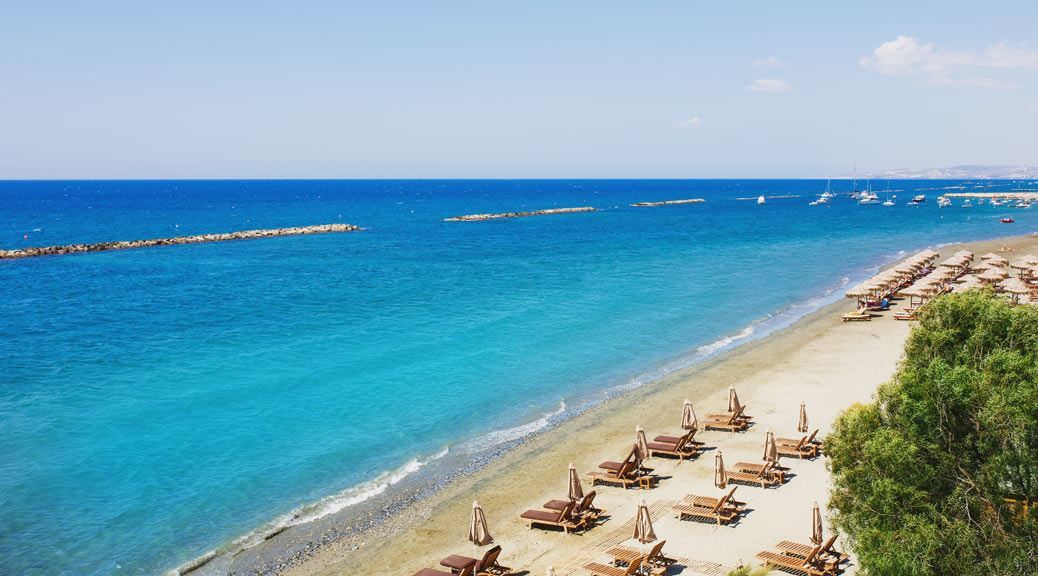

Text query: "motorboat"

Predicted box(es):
[911, 195, 926, 204]
[1001, 217, 1015, 223]
[757, 195, 766, 205]
[937, 196, 952, 208]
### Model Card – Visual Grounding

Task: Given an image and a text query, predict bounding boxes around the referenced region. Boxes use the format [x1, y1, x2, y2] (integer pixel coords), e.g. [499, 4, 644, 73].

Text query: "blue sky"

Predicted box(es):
[2, 1, 1037, 178]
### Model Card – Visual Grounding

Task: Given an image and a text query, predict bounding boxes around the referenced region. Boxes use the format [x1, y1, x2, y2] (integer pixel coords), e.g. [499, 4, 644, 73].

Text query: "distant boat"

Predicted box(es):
[882, 194, 896, 207]
[937, 196, 952, 208]
[1001, 217, 1015, 223]
[912, 195, 927, 204]
[757, 195, 766, 205]
[811, 180, 833, 205]
[962, 199, 973, 208]
[858, 180, 879, 204]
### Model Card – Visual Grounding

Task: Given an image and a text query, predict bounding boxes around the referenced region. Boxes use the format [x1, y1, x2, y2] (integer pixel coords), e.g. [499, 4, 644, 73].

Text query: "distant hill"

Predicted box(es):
[861, 165, 1038, 179]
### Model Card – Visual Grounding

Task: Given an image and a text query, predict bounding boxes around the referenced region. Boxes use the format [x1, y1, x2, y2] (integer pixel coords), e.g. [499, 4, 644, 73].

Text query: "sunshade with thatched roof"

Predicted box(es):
[1011, 257, 1038, 270]
[845, 283, 875, 298]
[979, 268, 1009, 282]
[1001, 277, 1030, 295]
[980, 252, 1002, 260]
[952, 275, 983, 293]
[987, 255, 1009, 267]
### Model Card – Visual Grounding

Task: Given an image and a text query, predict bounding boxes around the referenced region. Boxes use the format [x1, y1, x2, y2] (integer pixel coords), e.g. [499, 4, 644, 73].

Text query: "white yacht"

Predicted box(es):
[937, 196, 952, 208]
[757, 195, 766, 205]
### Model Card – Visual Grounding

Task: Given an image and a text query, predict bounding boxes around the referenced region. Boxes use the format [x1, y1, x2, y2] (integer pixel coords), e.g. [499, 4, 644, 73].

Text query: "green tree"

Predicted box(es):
[827, 291, 1038, 576]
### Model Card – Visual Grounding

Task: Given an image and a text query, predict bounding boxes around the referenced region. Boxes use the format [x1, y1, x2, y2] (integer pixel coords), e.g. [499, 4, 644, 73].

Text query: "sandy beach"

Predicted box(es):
[274, 234, 1038, 576]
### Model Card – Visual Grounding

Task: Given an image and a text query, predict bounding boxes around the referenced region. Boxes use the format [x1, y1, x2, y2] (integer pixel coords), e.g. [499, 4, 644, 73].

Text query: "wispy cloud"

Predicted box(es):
[859, 35, 1037, 88]
[746, 78, 792, 93]
[674, 116, 702, 128]
[753, 56, 787, 69]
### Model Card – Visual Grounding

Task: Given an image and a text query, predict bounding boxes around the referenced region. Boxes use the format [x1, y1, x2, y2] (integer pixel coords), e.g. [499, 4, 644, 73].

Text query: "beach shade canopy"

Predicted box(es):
[971, 260, 993, 273]
[633, 500, 657, 544]
[682, 399, 698, 431]
[1010, 257, 1038, 270]
[979, 268, 1009, 282]
[469, 501, 494, 546]
[635, 426, 649, 461]
[951, 275, 983, 293]
[763, 430, 780, 465]
[845, 282, 875, 298]
[568, 463, 584, 502]
[811, 501, 824, 545]
[728, 386, 742, 413]
[954, 250, 974, 260]
[714, 452, 727, 488]
[1001, 277, 1030, 295]
[798, 402, 809, 433]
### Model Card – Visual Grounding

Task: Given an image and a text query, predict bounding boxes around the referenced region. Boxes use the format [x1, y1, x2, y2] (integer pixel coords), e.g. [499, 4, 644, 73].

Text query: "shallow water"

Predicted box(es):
[1, 179, 1034, 574]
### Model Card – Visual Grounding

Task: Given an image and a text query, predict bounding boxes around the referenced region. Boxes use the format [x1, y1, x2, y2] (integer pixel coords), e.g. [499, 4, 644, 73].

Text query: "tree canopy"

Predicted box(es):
[827, 291, 1038, 576]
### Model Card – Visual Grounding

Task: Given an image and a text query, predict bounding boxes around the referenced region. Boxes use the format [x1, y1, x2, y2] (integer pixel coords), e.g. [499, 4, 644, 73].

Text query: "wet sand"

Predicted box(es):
[272, 234, 1038, 576]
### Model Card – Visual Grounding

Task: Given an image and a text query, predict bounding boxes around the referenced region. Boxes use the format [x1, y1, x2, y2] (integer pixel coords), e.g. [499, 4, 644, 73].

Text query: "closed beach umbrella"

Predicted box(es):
[811, 501, 823, 545]
[546, 568, 555, 576]
[763, 430, 780, 465]
[728, 386, 742, 413]
[682, 399, 698, 431]
[634, 500, 657, 544]
[469, 501, 494, 547]
[798, 402, 808, 433]
[567, 463, 584, 502]
[635, 426, 649, 461]
[714, 452, 727, 488]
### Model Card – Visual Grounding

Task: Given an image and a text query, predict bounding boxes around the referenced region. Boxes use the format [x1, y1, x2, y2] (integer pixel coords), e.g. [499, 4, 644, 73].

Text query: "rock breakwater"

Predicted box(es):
[0, 223, 361, 260]
[631, 198, 705, 207]
[444, 207, 597, 222]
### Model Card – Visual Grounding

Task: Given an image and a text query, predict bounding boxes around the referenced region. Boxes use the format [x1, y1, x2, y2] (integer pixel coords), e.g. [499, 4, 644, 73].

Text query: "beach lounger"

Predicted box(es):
[777, 535, 847, 572]
[775, 435, 818, 459]
[682, 486, 746, 511]
[606, 540, 675, 574]
[588, 457, 655, 489]
[841, 311, 871, 322]
[544, 490, 602, 521]
[778, 429, 822, 454]
[757, 545, 836, 576]
[583, 555, 643, 576]
[703, 407, 749, 432]
[893, 310, 918, 321]
[520, 501, 584, 533]
[440, 545, 511, 576]
[673, 489, 740, 525]
[415, 565, 474, 576]
[646, 429, 699, 460]
[726, 462, 780, 488]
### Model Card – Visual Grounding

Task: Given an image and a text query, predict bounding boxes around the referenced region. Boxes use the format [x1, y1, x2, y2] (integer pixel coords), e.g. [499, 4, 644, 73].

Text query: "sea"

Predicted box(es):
[2, 179, 1036, 575]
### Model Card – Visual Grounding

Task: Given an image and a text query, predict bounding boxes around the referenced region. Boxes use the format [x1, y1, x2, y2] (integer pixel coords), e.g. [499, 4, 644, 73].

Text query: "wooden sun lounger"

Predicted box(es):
[893, 310, 918, 321]
[778, 429, 822, 453]
[646, 429, 699, 460]
[673, 489, 740, 525]
[415, 564, 474, 576]
[775, 435, 818, 459]
[588, 458, 655, 489]
[584, 555, 643, 576]
[703, 407, 749, 432]
[440, 545, 512, 576]
[726, 462, 781, 488]
[682, 486, 746, 510]
[777, 535, 847, 571]
[520, 501, 584, 533]
[545, 490, 602, 521]
[757, 545, 835, 576]
[605, 539, 675, 571]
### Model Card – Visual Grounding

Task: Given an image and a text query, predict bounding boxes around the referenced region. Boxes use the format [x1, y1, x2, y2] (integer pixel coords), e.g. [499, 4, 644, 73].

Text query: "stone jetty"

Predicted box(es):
[0, 223, 361, 260]
[444, 206, 597, 222]
[631, 198, 705, 207]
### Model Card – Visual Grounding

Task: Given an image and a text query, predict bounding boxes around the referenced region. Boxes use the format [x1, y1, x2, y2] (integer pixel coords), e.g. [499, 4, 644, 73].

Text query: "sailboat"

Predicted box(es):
[858, 180, 880, 204]
[811, 179, 833, 205]
[882, 193, 896, 207]
[850, 161, 860, 199]
[757, 195, 766, 205]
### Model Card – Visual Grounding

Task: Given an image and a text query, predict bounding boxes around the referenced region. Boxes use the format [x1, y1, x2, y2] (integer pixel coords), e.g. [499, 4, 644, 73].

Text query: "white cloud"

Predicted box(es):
[746, 78, 792, 93]
[753, 56, 787, 69]
[860, 35, 1038, 88]
[674, 116, 702, 128]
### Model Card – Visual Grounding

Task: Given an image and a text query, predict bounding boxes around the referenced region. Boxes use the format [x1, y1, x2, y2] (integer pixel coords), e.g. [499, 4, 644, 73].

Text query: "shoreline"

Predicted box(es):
[196, 232, 1037, 576]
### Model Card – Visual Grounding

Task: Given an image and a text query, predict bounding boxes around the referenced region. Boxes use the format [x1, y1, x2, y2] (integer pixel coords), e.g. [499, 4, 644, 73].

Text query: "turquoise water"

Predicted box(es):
[1, 179, 1036, 575]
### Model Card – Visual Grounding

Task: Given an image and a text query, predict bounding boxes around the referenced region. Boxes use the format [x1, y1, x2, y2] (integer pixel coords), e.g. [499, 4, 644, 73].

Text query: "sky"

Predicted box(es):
[1, 1, 1037, 179]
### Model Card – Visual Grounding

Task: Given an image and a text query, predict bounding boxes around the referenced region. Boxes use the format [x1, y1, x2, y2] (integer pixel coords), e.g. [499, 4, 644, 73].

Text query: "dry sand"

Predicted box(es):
[285, 234, 1038, 576]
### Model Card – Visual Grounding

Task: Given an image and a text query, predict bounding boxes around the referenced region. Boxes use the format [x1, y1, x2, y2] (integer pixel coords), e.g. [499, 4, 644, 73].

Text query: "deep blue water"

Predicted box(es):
[2, 179, 1036, 575]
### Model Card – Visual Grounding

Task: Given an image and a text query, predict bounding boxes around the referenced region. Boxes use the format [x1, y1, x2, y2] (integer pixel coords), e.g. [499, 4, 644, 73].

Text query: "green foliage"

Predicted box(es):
[827, 291, 1038, 576]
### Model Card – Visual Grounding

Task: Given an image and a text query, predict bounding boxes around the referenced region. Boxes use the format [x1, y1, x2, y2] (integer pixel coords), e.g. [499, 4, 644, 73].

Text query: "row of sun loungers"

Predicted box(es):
[413, 545, 512, 576]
